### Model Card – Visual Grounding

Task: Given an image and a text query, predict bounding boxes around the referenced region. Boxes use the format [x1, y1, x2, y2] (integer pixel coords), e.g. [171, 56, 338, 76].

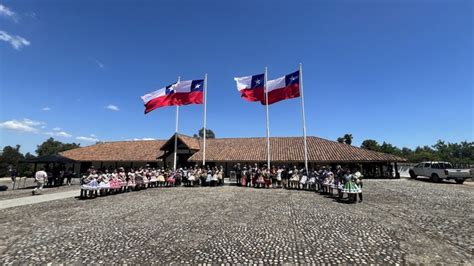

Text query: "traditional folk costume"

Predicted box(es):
[157, 171, 166, 186]
[256, 171, 265, 188]
[212, 170, 220, 183]
[148, 170, 157, 187]
[290, 170, 300, 189]
[98, 173, 110, 195]
[134, 171, 144, 189]
[166, 172, 176, 186]
[322, 171, 334, 194]
[127, 171, 136, 191]
[81, 174, 99, 190]
[109, 173, 122, 191]
[80, 173, 100, 198]
[341, 173, 361, 194]
[276, 168, 283, 188]
[188, 170, 196, 186]
[241, 169, 248, 186]
[307, 171, 317, 190]
[299, 170, 308, 189]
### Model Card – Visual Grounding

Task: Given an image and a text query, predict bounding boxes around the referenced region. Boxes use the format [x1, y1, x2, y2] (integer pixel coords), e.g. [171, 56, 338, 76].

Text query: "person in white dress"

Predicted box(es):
[32, 167, 47, 195]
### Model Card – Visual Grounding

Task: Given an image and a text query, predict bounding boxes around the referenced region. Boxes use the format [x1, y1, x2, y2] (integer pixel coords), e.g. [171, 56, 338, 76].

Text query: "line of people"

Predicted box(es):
[233, 164, 363, 203]
[80, 165, 225, 198]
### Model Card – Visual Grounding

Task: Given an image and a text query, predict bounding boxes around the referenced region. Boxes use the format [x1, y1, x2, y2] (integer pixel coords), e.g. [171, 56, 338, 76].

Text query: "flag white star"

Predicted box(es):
[290, 76, 297, 82]
[255, 79, 261, 84]
[195, 84, 201, 89]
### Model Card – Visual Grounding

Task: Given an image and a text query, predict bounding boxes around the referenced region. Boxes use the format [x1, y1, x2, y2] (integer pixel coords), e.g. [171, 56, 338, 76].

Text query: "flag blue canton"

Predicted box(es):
[285, 71, 299, 86]
[165, 83, 177, 95]
[251, 74, 265, 89]
[191, 79, 204, 92]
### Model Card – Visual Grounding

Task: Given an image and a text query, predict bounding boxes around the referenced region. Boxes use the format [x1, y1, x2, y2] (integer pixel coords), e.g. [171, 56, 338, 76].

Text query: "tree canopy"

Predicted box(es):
[337, 134, 353, 145]
[1, 138, 81, 176]
[35, 137, 80, 156]
[193, 128, 215, 139]
[0, 145, 24, 176]
[360, 138, 473, 164]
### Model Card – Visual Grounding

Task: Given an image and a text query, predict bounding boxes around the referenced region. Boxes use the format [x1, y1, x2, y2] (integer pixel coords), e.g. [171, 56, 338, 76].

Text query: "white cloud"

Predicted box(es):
[45, 131, 72, 138]
[128, 138, 155, 141]
[76, 135, 99, 142]
[105, 104, 119, 111]
[22, 119, 45, 126]
[42, 107, 51, 111]
[0, 119, 44, 133]
[89, 57, 105, 69]
[0, 4, 18, 22]
[0, 30, 30, 50]
[52, 127, 62, 131]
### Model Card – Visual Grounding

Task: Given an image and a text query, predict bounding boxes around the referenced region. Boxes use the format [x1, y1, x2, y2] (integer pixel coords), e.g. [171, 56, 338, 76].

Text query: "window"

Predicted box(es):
[424, 163, 431, 168]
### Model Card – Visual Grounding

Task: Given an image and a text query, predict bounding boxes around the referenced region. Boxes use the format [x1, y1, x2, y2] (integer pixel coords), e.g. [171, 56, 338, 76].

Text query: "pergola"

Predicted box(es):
[16, 154, 77, 189]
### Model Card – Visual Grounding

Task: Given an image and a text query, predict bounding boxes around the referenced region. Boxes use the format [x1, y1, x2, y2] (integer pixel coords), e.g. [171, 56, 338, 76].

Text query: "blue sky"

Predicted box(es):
[0, 0, 472, 154]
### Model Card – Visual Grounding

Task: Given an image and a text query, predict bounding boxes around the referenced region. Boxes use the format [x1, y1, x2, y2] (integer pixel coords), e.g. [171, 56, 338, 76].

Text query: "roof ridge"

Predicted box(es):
[99, 139, 166, 143]
[202, 136, 320, 140]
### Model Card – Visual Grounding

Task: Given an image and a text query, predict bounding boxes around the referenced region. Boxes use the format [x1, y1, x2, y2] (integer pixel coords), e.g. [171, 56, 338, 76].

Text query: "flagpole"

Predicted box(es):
[173, 76, 181, 172]
[203, 73, 208, 166]
[299, 63, 309, 174]
[265, 67, 271, 170]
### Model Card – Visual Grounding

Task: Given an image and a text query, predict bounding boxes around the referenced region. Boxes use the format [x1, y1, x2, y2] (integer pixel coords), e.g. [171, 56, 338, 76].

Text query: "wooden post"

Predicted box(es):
[394, 162, 400, 179]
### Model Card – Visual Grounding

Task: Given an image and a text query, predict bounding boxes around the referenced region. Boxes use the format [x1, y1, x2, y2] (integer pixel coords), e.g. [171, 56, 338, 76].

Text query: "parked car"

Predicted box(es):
[409, 161, 472, 184]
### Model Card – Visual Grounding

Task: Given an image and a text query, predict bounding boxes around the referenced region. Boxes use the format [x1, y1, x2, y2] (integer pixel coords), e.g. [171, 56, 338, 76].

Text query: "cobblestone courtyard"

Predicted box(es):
[0, 179, 472, 264]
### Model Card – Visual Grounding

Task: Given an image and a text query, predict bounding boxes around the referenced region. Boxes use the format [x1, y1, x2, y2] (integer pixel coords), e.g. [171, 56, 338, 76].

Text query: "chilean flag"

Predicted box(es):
[263, 70, 300, 105]
[234, 73, 265, 102]
[141, 79, 204, 114]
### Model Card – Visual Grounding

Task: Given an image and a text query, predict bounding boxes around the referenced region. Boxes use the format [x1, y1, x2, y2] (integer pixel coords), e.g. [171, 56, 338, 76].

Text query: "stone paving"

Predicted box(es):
[0, 177, 80, 201]
[0, 179, 472, 264]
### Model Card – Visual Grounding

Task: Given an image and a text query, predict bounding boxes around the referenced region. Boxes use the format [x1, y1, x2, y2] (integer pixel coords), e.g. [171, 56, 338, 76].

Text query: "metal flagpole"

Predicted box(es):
[299, 63, 309, 174]
[173, 76, 181, 171]
[203, 73, 208, 166]
[265, 67, 271, 170]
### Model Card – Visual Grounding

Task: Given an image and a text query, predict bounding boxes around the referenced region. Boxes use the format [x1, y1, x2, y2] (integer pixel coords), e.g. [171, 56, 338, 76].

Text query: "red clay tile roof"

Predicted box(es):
[160, 134, 201, 151]
[60, 136, 405, 163]
[60, 140, 166, 162]
[188, 137, 405, 163]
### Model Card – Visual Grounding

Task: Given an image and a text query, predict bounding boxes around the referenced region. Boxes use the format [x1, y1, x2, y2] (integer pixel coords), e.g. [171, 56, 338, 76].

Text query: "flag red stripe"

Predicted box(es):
[263, 83, 300, 105]
[239, 87, 264, 102]
[144, 91, 203, 114]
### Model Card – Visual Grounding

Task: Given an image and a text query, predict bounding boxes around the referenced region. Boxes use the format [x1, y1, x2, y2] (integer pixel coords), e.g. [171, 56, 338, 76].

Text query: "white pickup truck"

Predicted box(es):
[409, 161, 472, 184]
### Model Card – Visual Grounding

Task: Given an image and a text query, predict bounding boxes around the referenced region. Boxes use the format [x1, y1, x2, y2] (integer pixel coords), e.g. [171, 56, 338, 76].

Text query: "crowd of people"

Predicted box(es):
[77, 163, 363, 203]
[232, 163, 363, 203]
[79, 165, 225, 198]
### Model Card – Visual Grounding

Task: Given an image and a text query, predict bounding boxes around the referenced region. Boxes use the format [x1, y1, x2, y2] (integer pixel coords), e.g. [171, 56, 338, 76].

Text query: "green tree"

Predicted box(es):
[193, 128, 215, 139]
[361, 139, 380, 151]
[337, 133, 353, 145]
[35, 138, 80, 156]
[0, 145, 24, 177]
[380, 142, 401, 155]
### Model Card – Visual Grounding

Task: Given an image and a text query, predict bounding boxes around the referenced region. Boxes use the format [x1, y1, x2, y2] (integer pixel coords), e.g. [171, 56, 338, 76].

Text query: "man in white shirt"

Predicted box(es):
[32, 167, 47, 195]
